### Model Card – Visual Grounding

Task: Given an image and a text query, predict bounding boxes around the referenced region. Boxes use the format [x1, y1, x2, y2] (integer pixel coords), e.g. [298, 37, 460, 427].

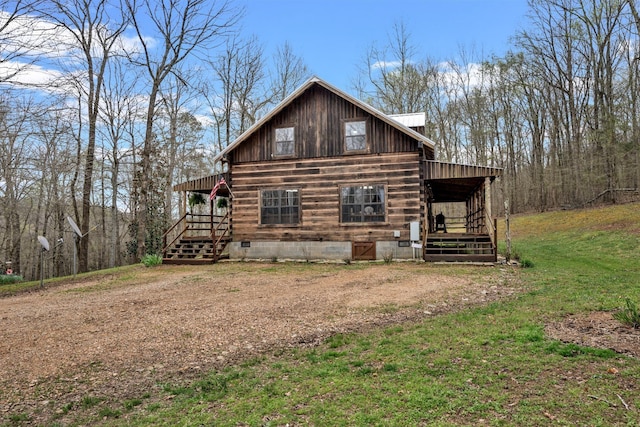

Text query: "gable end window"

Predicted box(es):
[344, 120, 367, 151]
[340, 185, 385, 223]
[275, 126, 295, 156]
[261, 189, 300, 225]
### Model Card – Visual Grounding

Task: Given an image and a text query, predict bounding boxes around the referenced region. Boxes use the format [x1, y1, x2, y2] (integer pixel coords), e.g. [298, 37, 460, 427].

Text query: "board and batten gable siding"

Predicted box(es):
[229, 84, 435, 163]
[231, 152, 422, 242]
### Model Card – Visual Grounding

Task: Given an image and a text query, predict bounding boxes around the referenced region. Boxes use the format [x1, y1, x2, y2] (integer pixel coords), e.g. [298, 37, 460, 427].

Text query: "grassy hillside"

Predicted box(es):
[507, 203, 640, 316]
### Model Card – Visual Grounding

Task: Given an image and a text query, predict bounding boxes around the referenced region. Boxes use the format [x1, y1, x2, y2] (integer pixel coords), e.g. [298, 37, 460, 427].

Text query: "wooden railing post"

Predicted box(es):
[493, 218, 498, 261]
[484, 209, 497, 262]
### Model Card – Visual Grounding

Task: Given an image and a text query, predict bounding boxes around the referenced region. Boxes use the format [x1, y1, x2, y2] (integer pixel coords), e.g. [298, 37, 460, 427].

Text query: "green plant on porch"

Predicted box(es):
[216, 197, 229, 210]
[188, 192, 207, 210]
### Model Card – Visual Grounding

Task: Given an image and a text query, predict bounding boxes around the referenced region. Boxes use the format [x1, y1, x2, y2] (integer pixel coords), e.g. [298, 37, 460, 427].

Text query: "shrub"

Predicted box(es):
[141, 254, 162, 267]
[613, 298, 640, 329]
[520, 258, 534, 268]
[0, 274, 23, 285]
[382, 252, 394, 264]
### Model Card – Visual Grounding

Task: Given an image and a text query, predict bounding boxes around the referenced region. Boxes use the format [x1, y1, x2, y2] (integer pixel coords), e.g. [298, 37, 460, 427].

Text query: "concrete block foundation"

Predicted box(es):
[228, 241, 420, 261]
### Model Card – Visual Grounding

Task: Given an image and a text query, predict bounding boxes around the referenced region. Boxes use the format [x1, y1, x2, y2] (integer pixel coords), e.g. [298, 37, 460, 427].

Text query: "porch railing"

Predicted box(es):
[425, 207, 497, 262]
[211, 211, 230, 261]
[162, 212, 189, 255]
[162, 212, 214, 255]
[465, 207, 486, 234]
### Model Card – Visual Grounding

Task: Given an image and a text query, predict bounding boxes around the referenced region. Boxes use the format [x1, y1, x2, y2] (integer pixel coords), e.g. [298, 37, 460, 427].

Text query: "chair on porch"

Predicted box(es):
[435, 212, 447, 233]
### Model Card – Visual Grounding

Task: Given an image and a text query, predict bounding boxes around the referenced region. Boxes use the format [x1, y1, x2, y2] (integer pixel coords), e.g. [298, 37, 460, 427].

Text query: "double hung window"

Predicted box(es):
[344, 120, 367, 151]
[275, 126, 295, 156]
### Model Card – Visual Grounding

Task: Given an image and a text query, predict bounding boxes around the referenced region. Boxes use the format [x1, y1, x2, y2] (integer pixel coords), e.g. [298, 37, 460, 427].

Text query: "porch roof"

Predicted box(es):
[425, 161, 502, 203]
[173, 174, 229, 196]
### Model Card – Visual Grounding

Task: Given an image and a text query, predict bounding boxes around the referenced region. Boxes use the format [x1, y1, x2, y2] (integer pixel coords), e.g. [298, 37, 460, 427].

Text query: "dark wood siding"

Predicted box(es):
[231, 85, 425, 163]
[231, 152, 422, 242]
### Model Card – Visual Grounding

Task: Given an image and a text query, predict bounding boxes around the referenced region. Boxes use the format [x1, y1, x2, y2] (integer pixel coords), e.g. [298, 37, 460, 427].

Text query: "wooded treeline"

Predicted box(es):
[1, 0, 639, 279]
[358, 0, 640, 214]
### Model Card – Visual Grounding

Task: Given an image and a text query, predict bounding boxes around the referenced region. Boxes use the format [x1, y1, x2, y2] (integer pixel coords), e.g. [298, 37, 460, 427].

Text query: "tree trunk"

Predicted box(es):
[136, 89, 159, 259]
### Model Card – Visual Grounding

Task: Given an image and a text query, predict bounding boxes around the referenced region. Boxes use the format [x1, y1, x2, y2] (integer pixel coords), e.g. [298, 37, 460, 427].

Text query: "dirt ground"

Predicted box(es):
[0, 262, 636, 424]
[546, 311, 640, 359]
[0, 262, 517, 423]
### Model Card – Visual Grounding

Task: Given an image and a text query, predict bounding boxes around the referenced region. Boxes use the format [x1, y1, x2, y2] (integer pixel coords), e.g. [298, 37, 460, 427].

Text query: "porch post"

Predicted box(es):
[485, 177, 492, 220]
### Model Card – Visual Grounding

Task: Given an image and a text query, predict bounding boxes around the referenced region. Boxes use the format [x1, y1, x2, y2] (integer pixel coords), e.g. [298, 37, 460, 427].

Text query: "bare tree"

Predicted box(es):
[626, 0, 640, 36]
[620, 2, 640, 190]
[0, 95, 36, 276]
[0, 0, 42, 83]
[39, 0, 129, 271]
[517, 0, 591, 205]
[31, 106, 75, 278]
[99, 57, 141, 268]
[573, 0, 626, 202]
[359, 21, 429, 114]
[271, 41, 311, 103]
[202, 34, 268, 153]
[157, 71, 206, 222]
[125, 0, 241, 259]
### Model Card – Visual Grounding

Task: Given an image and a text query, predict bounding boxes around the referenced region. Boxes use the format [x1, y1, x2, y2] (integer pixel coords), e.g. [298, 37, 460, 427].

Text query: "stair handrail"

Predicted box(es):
[162, 212, 189, 256]
[212, 211, 230, 261]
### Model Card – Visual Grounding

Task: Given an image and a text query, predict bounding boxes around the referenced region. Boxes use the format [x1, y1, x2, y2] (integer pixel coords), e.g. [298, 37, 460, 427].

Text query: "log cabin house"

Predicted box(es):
[163, 77, 501, 264]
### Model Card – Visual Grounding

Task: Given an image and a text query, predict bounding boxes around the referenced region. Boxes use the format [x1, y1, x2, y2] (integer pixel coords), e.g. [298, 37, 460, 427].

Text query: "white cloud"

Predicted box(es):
[113, 29, 154, 57]
[0, 11, 71, 59]
[192, 114, 213, 127]
[371, 60, 403, 70]
[0, 12, 154, 88]
[0, 61, 64, 86]
[437, 61, 485, 98]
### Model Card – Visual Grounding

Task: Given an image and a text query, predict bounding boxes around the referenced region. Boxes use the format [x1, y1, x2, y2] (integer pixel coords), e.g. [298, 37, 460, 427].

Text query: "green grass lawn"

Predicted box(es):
[8, 204, 640, 426]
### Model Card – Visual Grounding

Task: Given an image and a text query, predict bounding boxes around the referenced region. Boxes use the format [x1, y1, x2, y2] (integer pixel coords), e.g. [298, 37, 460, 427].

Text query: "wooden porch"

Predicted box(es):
[423, 161, 501, 262]
[162, 173, 231, 264]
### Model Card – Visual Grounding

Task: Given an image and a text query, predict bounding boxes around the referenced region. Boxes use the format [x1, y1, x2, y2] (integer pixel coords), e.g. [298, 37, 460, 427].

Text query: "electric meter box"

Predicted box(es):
[409, 221, 420, 242]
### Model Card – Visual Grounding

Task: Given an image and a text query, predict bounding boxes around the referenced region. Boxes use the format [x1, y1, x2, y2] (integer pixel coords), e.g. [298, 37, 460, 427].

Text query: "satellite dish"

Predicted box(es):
[37, 235, 50, 251]
[67, 216, 82, 238]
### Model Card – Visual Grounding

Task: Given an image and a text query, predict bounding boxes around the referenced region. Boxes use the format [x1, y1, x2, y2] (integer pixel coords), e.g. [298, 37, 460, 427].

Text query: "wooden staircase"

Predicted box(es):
[163, 236, 230, 264]
[424, 233, 496, 262]
[162, 212, 230, 265]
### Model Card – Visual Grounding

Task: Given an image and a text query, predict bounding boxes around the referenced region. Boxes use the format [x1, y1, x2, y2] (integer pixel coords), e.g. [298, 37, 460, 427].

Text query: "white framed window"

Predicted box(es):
[340, 184, 385, 223]
[275, 126, 295, 156]
[344, 120, 367, 151]
[260, 189, 300, 225]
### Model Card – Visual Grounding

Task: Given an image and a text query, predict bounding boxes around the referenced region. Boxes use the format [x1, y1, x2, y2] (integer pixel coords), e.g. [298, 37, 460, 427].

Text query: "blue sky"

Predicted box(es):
[242, 0, 530, 91]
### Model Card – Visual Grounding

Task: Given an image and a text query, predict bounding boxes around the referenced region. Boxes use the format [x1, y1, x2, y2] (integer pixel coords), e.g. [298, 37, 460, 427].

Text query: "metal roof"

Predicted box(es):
[388, 112, 426, 128]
